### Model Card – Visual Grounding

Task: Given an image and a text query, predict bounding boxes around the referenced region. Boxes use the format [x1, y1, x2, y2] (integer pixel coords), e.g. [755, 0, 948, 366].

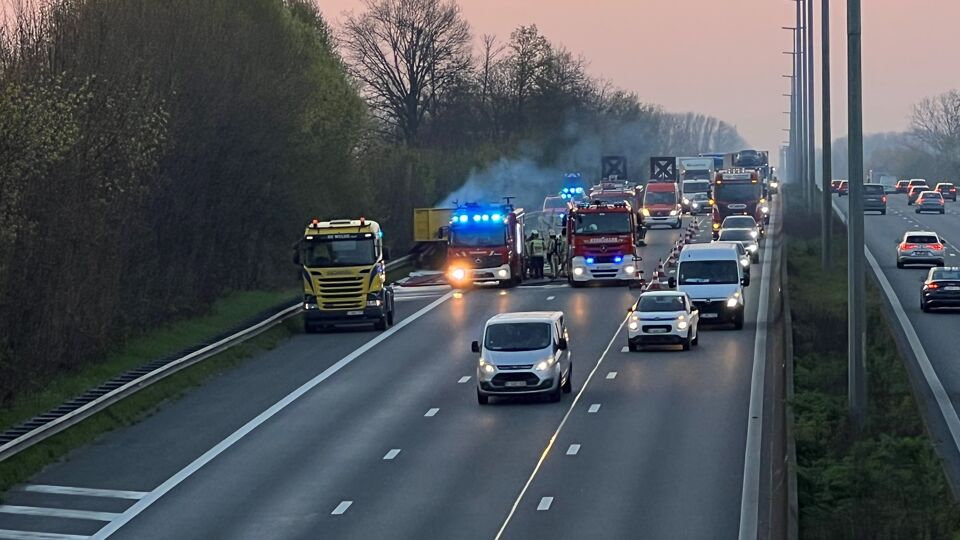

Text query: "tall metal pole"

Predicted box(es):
[794, 0, 806, 210]
[847, 0, 866, 429]
[805, 0, 817, 213]
[820, 0, 833, 269]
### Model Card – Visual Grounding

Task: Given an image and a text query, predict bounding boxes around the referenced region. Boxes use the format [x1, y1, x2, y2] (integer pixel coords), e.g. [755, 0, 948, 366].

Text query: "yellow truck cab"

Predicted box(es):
[294, 218, 395, 333]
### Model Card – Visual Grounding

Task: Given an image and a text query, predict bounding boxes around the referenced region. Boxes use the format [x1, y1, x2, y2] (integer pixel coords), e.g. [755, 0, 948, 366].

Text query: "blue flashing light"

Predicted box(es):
[614, 256, 623, 263]
[491, 213, 502, 222]
[562, 187, 570, 194]
[481, 214, 489, 222]
[575, 187, 584, 194]
[585, 257, 595, 265]
[458, 215, 468, 223]
[473, 215, 481, 222]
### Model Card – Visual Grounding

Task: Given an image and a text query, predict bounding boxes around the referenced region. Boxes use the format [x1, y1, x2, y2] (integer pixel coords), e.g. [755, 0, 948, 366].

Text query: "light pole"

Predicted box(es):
[804, 0, 817, 215]
[820, 0, 833, 270]
[847, 0, 866, 429]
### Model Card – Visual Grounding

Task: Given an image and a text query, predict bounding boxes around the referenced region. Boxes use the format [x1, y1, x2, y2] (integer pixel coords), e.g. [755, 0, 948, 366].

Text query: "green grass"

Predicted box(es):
[0, 318, 298, 495]
[0, 289, 296, 435]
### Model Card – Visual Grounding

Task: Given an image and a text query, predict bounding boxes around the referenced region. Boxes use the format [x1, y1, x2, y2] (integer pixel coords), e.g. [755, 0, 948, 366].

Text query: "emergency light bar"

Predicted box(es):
[452, 212, 504, 224]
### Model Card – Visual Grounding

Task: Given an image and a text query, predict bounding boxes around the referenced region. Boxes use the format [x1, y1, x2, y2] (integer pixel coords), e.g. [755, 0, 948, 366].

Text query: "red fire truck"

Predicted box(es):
[445, 202, 526, 287]
[564, 201, 643, 287]
[711, 170, 767, 238]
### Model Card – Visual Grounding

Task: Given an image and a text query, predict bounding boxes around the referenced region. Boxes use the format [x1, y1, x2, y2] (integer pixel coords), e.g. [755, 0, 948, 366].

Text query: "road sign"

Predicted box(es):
[601, 156, 628, 179]
[649, 157, 678, 181]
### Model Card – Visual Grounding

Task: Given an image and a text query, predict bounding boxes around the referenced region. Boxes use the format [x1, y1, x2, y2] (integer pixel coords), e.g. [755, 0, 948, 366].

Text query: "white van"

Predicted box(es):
[669, 243, 749, 329]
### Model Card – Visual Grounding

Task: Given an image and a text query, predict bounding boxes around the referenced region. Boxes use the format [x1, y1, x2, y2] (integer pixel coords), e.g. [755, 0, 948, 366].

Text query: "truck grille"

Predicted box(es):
[492, 373, 540, 386]
[469, 255, 503, 268]
[315, 275, 365, 309]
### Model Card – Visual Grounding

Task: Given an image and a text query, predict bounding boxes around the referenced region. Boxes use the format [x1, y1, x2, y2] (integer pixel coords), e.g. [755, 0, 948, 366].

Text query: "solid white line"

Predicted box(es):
[588, 404, 601, 413]
[23, 485, 146, 500]
[395, 294, 442, 302]
[424, 408, 439, 417]
[493, 315, 629, 540]
[606, 371, 617, 380]
[566, 444, 581, 456]
[457, 376, 471, 384]
[0, 530, 88, 540]
[737, 201, 777, 540]
[383, 449, 401, 460]
[536, 497, 553, 511]
[90, 292, 454, 539]
[0, 505, 119, 522]
[331, 501, 353, 515]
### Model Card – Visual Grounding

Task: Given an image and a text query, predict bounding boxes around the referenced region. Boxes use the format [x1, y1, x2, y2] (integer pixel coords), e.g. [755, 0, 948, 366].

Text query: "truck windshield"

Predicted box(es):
[682, 181, 711, 194]
[682, 170, 711, 180]
[574, 212, 631, 234]
[714, 183, 761, 202]
[643, 191, 677, 205]
[543, 197, 567, 210]
[591, 194, 631, 205]
[484, 322, 552, 351]
[303, 238, 376, 267]
[678, 260, 740, 285]
[451, 228, 506, 247]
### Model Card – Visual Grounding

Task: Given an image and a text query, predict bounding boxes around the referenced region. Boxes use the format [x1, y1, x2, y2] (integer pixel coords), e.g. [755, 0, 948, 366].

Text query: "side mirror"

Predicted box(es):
[558, 337, 568, 351]
[668, 277, 677, 289]
[471, 341, 481, 353]
[741, 275, 751, 287]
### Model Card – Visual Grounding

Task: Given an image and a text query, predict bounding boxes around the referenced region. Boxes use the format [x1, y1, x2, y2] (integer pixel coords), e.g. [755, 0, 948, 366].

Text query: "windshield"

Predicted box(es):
[905, 235, 938, 244]
[484, 322, 552, 351]
[591, 194, 631, 205]
[691, 193, 710, 201]
[722, 216, 757, 229]
[933, 269, 960, 280]
[714, 183, 761, 202]
[574, 212, 631, 234]
[303, 238, 376, 267]
[644, 191, 677, 205]
[543, 197, 567, 210]
[863, 185, 885, 194]
[451, 227, 506, 247]
[683, 181, 711, 194]
[637, 295, 686, 313]
[682, 170, 711, 180]
[679, 260, 740, 285]
[718, 229, 756, 242]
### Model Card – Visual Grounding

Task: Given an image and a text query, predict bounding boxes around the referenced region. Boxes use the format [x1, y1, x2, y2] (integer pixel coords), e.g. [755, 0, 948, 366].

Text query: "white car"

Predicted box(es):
[627, 291, 700, 351]
[716, 227, 761, 262]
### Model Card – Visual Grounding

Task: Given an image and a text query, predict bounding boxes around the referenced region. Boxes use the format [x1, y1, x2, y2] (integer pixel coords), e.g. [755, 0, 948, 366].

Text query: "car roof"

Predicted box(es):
[904, 230, 939, 237]
[722, 215, 757, 222]
[919, 190, 941, 195]
[936, 182, 954, 186]
[639, 290, 685, 298]
[679, 243, 740, 260]
[487, 312, 562, 324]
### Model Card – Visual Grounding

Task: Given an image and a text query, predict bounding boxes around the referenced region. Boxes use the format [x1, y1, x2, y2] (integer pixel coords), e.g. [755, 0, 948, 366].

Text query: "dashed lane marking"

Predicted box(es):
[606, 371, 618, 380]
[536, 497, 554, 511]
[566, 444, 581, 456]
[458, 376, 471, 383]
[0, 530, 88, 540]
[383, 449, 401, 461]
[22, 485, 147, 500]
[424, 408, 439, 417]
[0, 505, 119, 522]
[588, 404, 601, 413]
[331, 501, 353, 515]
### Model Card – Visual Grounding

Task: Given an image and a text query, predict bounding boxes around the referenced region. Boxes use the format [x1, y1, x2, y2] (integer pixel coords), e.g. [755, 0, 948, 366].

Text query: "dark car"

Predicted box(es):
[895, 180, 910, 193]
[907, 184, 930, 205]
[935, 182, 957, 202]
[831, 180, 842, 193]
[863, 183, 887, 214]
[921, 267, 960, 312]
[915, 191, 945, 214]
[837, 180, 849, 197]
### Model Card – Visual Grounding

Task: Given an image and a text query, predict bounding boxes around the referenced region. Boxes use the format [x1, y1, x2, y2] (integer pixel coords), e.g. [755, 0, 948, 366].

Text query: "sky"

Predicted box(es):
[319, 0, 960, 161]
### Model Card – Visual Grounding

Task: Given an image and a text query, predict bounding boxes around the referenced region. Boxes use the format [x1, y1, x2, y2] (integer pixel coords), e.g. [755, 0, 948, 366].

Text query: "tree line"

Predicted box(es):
[0, 0, 746, 404]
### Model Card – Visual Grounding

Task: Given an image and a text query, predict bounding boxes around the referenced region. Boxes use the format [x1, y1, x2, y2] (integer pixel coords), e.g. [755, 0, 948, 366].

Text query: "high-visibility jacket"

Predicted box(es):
[528, 238, 547, 257]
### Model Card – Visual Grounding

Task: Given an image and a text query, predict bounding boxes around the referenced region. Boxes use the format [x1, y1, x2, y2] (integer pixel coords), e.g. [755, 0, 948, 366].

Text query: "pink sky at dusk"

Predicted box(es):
[319, 0, 960, 157]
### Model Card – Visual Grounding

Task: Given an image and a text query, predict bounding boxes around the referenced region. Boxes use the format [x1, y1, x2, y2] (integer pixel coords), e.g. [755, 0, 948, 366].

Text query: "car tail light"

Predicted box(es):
[882, 195, 887, 203]
[924, 281, 939, 290]
[930, 243, 944, 251]
[952, 188, 957, 193]
[900, 243, 917, 250]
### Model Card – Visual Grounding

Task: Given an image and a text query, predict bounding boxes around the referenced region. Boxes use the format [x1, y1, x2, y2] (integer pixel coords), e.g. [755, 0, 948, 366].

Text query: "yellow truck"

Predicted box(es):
[294, 218, 395, 333]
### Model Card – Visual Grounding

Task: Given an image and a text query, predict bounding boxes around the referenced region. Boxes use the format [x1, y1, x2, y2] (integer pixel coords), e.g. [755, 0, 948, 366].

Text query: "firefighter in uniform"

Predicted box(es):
[547, 230, 561, 279]
[527, 230, 547, 279]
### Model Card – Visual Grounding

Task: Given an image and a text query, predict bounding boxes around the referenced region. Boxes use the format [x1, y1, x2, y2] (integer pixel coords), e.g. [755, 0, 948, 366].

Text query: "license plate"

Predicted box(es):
[648, 328, 668, 333]
[505, 381, 527, 387]
[912, 251, 928, 256]
[946, 286, 960, 291]
[347, 310, 364, 316]
[702, 313, 719, 319]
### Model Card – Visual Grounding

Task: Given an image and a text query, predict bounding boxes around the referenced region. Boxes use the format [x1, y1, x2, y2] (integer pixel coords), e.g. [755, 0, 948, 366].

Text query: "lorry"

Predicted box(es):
[564, 201, 643, 287]
[711, 170, 767, 238]
[295, 218, 395, 333]
[445, 202, 526, 287]
[678, 157, 715, 183]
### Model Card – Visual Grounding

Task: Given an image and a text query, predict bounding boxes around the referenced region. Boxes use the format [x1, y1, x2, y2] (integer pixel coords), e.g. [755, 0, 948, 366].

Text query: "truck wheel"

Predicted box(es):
[303, 320, 316, 334]
[477, 389, 489, 405]
[374, 314, 388, 331]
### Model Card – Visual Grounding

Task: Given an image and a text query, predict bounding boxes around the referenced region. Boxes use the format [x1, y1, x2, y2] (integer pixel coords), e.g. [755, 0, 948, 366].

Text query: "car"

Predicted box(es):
[473, 312, 571, 404]
[627, 291, 700, 351]
[896, 231, 946, 268]
[895, 180, 910, 193]
[908, 179, 929, 190]
[935, 182, 957, 202]
[907, 184, 930, 205]
[717, 227, 760, 262]
[921, 267, 960, 312]
[720, 215, 762, 238]
[713, 240, 753, 280]
[669, 243, 749, 329]
[831, 179, 843, 193]
[837, 180, 849, 196]
[687, 192, 711, 214]
[915, 191, 945, 214]
[862, 183, 887, 214]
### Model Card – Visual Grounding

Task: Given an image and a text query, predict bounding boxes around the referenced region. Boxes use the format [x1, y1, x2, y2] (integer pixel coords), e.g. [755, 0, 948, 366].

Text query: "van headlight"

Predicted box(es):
[726, 294, 741, 308]
[535, 357, 556, 372]
[676, 320, 688, 330]
[670, 209, 679, 216]
[628, 312, 639, 330]
[761, 206, 769, 214]
[749, 230, 759, 238]
[747, 244, 758, 252]
[683, 197, 690, 204]
[479, 359, 496, 374]
[641, 208, 651, 217]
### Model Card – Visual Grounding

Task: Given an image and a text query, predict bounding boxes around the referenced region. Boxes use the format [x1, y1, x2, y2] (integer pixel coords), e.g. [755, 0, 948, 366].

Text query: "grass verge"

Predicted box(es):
[785, 209, 960, 538]
[0, 317, 299, 495]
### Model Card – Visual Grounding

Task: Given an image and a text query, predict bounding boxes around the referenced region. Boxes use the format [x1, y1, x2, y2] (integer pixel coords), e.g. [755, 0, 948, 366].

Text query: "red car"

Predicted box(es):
[837, 180, 849, 197]
[935, 182, 957, 202]
[895, 180, 910, 193]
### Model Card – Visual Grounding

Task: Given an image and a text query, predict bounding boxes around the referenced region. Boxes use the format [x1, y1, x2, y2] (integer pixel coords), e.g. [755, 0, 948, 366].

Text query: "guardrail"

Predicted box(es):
[0, 254, 414, 463]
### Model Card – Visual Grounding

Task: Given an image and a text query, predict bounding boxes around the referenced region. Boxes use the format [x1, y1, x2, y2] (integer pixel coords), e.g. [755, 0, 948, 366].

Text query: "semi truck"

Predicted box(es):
[564, 201, 643, 287]
[295, 218, 395, 333]
[711, 170, 767, 238]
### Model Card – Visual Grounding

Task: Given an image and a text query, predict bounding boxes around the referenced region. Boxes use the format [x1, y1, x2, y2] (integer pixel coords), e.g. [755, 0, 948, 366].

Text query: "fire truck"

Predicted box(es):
[564, 201, 643, 287]
[711, 170, 767, 238]
[445, 202, 525, 287]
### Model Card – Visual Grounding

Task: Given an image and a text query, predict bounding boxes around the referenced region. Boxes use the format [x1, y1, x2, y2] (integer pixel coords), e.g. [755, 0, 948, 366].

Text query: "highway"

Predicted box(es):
[0, 211, 782, 540]
[833, 192, 960, 486]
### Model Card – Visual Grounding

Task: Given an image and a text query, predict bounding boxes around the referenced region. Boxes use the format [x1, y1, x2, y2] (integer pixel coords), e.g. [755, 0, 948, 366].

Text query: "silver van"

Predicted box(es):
[669, 243, 750, 329]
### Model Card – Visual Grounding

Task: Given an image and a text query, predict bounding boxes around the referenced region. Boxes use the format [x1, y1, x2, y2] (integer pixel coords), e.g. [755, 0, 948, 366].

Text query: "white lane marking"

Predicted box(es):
[588, 404, 601, 413]
[0, 530, 88, 540]
[22, 485, 146, 500]
[738, 199, 777, 540]
[424, 408, 439, 417]
[0, 505, 119, 522]
[620, 346, 629, 353]
[383, 449, 401, 460]
[546, 296, 555, 301]
[331, 501, 353, 515]
[395, 294, 442, 302]
[566, 444, 581, 456]
[951, 253, 957, 257]
[458, 376, 471, 384]
[606, 371, 617, 380]
[494, 315, 629, 540]
[536, 497, 554, 511]
[90, 291, 455, 540]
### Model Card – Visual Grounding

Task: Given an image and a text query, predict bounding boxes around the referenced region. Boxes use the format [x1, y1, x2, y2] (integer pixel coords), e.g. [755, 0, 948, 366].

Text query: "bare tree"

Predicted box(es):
[911, 90, 960, 173]
[341, 0, 471, 146]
